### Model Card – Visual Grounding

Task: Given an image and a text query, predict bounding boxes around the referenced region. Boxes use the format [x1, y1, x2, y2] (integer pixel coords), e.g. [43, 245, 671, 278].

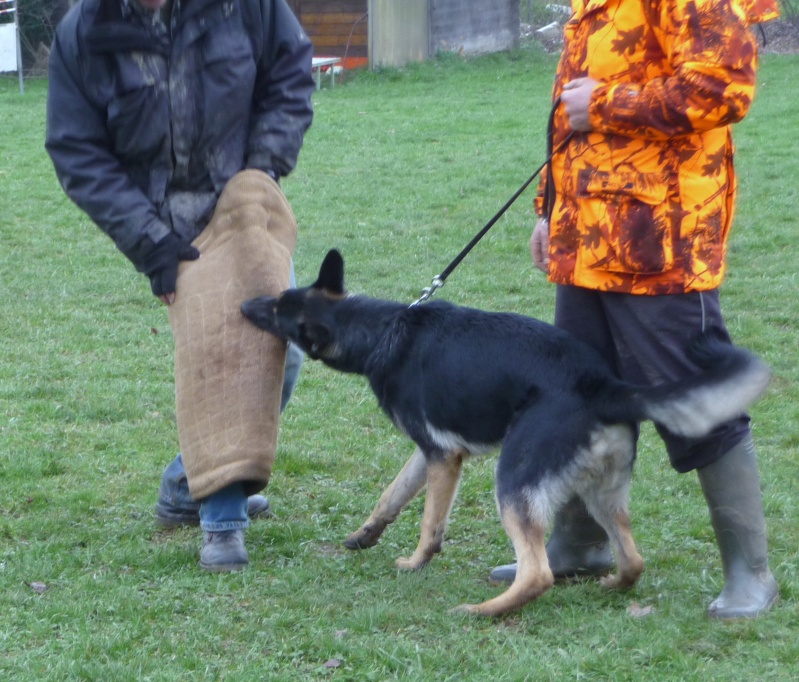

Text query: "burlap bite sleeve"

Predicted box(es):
[167, 170, 297, 500]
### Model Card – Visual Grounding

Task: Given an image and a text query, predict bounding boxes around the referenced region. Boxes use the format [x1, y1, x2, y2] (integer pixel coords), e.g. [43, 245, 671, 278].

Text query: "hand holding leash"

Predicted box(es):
[561, 77, 600, 132]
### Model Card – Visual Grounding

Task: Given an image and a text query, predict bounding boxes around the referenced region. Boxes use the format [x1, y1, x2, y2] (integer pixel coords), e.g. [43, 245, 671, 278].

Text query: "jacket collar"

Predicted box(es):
[85, 0, 227, 53]
[86, 0, 168, 53]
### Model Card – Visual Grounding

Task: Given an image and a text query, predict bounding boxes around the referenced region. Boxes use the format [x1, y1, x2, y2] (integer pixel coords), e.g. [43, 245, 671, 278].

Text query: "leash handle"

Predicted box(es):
[411, 112, 574, 307]
[543, 95, 567, 225]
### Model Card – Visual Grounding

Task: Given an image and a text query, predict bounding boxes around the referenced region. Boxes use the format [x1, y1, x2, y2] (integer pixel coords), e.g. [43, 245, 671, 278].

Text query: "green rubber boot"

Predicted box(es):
[697, 435, 779, 619]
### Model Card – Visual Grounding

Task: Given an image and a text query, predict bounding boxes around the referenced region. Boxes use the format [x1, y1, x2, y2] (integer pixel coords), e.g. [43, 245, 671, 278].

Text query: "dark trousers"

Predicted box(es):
[554, 285, 750, 472]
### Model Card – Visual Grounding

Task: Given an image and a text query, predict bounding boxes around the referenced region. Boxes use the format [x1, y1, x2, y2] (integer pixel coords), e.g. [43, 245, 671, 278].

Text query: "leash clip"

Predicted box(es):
[410, 275, 445, 307]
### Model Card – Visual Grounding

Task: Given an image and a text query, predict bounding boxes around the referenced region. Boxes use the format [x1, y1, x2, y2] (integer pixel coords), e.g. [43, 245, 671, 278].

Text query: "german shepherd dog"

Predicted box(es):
[241, 250, 770, 616]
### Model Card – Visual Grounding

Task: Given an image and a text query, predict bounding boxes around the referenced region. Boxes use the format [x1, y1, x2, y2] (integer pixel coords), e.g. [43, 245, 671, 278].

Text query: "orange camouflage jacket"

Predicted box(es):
[539, 0, 779, 294]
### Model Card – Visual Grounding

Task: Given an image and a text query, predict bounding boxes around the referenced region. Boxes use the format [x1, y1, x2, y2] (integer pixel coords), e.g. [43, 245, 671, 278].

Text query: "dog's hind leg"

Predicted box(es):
[452, 407, 572, 616]
[344, 446, 428, 550]
[579, 425, 644, 590]
[452, 504, 554, 617]
[595, 508, 643, 591]
[395, 450, 463, 571]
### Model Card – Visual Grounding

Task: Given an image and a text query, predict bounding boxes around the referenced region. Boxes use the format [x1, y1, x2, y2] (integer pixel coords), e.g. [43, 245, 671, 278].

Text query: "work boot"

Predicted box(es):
[200, 529, 249, 572]
[489, 496, 614, 583]
[156, 494, 271, 528]
[697, 435, 779, 619]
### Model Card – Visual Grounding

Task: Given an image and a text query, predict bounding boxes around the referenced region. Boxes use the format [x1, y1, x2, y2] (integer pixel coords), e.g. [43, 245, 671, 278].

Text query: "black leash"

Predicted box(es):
[411, 102, 574, 307]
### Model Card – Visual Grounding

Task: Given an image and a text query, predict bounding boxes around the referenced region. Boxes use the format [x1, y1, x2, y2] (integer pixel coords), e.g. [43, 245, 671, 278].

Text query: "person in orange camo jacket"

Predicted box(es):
[490, 0, 781, 618]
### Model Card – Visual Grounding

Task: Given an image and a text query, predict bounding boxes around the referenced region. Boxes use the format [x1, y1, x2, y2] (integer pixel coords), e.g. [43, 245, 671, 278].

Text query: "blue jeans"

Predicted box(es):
[160, 264, 303, 531]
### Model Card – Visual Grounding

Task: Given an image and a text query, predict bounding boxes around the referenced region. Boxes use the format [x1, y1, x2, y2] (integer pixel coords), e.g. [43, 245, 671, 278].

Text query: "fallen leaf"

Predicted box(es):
[28, 581, 48, 594]
[627, 602, 655, 618]
[323, 659, 341, 669]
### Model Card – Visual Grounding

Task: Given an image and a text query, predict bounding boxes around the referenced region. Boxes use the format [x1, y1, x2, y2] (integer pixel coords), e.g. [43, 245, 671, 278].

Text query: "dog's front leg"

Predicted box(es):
[344, 446, 428, 550]
[395, 451, 463, 571]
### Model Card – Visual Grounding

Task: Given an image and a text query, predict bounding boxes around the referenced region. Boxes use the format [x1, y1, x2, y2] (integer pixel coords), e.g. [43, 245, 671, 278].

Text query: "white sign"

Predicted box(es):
[0, 22, 18, 73]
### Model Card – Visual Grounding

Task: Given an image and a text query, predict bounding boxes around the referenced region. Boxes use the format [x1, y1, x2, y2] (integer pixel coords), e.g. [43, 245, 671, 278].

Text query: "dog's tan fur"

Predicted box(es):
[395, 451, 465, 571]
[344, 447, 428, 551]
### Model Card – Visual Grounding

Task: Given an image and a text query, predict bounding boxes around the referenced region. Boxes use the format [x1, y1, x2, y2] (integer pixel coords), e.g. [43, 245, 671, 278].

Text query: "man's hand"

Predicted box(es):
[530, 218, 550, 273]
[561, 77, 600, 132]
[140, 233, 201, 305]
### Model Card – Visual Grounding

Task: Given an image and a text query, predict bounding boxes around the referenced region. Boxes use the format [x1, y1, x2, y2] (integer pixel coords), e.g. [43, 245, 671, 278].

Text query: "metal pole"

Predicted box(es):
[15, 1, 23, 94]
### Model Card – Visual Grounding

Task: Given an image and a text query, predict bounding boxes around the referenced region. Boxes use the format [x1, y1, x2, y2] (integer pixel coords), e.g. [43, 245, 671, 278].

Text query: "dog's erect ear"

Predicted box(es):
[312, 249, 346, 296]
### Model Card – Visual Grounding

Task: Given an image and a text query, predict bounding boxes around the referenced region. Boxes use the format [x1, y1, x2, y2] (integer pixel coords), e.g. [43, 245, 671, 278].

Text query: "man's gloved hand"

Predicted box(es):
[139, 232, 201, 303]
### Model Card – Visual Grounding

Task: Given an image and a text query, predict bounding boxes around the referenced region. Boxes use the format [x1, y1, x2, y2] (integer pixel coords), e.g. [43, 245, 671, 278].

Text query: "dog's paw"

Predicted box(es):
[395, 555, 429, 571]
[343, 524, 384, 551]
[448, 603, 482, 616]
[599, 573, 636, 590]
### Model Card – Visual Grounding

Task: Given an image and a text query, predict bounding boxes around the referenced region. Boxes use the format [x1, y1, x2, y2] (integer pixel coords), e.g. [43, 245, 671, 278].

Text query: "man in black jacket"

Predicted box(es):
[46, 0, 315, 571]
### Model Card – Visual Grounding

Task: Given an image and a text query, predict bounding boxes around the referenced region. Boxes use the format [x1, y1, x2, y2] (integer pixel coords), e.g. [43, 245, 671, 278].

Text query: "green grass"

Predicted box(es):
[1, 46, 798, 680]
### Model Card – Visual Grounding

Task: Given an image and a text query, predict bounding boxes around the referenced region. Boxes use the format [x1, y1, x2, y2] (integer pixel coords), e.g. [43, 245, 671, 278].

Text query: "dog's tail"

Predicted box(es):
[597, 331, 771, 438]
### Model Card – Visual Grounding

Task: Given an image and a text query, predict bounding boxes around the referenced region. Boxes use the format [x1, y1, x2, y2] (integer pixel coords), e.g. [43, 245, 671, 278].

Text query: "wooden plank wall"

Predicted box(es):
[288, 0, 368, 65]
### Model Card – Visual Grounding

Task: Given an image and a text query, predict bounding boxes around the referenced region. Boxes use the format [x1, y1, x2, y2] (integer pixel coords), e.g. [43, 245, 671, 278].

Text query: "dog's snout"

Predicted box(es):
[241, 296, 281, 331]
[241, 297, 268, 321]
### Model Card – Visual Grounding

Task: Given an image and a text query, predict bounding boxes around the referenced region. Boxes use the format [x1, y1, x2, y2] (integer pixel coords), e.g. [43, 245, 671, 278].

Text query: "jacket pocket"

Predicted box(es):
[575, 169, 673, 275]
[107, 82, 170, 165]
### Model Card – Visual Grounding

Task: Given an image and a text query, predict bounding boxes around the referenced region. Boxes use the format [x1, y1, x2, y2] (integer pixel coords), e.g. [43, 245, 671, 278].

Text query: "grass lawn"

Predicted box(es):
[1, 45, 797, 681]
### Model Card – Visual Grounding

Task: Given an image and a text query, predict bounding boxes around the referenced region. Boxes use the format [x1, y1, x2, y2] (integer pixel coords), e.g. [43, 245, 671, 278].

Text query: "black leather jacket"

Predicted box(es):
[46, 0, 314, 268]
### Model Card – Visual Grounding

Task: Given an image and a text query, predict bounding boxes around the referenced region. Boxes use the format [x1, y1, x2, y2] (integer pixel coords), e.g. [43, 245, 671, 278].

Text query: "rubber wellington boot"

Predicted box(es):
[697, 435, 779, 619]
[490, 496, 614, 583]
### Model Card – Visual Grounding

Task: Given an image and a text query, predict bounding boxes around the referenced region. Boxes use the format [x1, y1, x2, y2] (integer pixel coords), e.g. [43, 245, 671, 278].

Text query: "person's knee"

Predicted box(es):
[661, 419, 751, 473]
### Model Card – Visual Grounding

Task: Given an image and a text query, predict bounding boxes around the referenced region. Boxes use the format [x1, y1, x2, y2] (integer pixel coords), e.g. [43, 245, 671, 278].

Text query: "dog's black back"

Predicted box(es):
[365, 300, 616, 471]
